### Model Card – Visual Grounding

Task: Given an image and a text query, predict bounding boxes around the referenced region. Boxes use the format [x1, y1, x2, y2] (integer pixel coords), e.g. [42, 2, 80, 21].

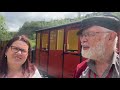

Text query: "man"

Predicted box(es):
[75, 15, 120, 78]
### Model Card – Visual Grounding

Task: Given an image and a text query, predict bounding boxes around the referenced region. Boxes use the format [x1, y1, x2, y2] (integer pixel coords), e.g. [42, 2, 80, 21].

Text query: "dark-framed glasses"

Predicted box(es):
[10, 46, 28, 55]
[79, 31, 110, 38]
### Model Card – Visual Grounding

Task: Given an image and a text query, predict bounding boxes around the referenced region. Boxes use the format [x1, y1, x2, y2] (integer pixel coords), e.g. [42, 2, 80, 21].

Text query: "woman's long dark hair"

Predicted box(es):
[0, 35, 35, 76]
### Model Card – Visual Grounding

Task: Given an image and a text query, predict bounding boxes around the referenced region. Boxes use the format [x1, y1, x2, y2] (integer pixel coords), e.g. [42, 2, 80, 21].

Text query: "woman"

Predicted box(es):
[0, 35, 42, 78]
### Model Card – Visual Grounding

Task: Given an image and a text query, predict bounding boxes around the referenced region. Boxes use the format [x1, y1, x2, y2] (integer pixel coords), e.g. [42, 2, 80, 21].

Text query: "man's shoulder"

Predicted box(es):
[74, 60, 88, 78]
[77, 60, 87, 68]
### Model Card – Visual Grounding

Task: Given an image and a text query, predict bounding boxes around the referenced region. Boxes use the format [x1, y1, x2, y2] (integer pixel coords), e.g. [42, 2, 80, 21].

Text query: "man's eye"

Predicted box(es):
[89, 33, 95, 36]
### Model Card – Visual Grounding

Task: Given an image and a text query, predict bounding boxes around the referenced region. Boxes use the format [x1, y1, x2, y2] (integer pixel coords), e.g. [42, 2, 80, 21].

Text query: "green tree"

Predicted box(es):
[0, 15, 8, 41]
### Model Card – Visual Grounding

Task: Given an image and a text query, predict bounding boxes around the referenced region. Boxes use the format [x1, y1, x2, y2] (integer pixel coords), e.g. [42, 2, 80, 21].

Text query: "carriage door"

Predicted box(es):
[63, 28, 81, 78]
[48, 29, 64, 78]
[39, 31, 49, 73]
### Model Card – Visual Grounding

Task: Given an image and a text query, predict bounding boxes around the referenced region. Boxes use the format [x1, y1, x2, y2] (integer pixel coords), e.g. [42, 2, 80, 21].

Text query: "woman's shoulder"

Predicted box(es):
[29, 65, 42, 78]
[31, 67, 42, 78]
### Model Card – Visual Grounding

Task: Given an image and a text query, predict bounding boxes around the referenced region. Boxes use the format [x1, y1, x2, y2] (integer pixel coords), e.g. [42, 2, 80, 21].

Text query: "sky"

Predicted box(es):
[0, 12, 92, 32]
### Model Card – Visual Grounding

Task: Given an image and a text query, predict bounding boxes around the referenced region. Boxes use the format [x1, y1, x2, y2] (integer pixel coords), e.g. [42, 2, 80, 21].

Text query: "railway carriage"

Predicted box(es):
[35, 21, 120, 78]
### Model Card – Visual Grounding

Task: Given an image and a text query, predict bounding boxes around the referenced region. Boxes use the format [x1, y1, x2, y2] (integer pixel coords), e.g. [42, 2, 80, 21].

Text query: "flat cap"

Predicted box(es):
[77, 15, 120, 35]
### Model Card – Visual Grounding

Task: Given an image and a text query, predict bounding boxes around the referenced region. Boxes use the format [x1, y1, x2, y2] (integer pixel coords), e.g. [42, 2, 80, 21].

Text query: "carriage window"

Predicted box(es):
[57, 29, 64, 50]
[67, 30, 79, 52]
[42, 33, 48, 50]
[36, 33, 40, 49]
[50, 31, 57, 50]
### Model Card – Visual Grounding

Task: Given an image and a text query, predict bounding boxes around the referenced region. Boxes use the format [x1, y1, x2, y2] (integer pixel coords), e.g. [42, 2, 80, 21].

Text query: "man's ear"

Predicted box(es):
[108, 32, 117, 41]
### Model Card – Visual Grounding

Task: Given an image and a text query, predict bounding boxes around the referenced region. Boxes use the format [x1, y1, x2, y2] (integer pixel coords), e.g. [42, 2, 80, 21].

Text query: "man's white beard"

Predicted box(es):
[81, 40, 106, 62]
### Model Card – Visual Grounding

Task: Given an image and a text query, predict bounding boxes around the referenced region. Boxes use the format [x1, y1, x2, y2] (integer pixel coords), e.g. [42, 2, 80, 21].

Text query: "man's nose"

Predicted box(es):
[80, 36, 88, 43]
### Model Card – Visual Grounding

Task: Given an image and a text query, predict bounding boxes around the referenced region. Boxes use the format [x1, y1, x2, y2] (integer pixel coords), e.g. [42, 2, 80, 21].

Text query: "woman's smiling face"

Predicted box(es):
[5, 40, 29, 66]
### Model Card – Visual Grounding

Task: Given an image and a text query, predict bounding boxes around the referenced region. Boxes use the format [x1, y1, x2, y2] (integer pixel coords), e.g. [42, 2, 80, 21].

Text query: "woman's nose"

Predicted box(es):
[16, 50, 22, 54]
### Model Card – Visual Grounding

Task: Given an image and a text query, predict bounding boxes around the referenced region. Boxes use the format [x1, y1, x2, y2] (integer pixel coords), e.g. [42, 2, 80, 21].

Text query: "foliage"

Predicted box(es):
[0, 15, 8, 41]
[0, 14, 17, 41]
[29, 39, 36, 49]
[1, 12, 120, 42]
[16, 12, 120, 49]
